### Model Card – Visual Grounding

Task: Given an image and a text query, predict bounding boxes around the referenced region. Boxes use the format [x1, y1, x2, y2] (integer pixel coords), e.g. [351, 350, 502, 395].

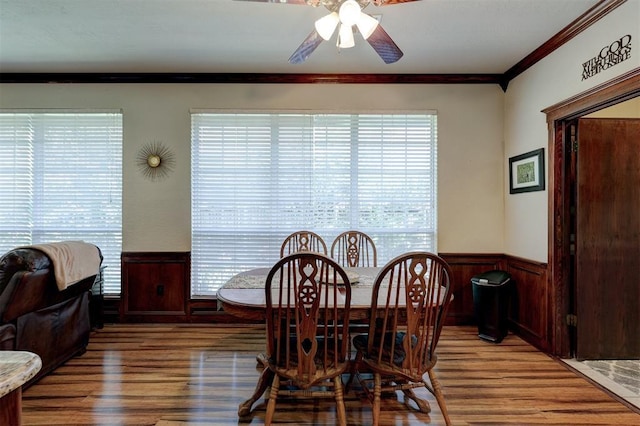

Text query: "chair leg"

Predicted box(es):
[345, 349, 363, 391]
[334, 375, 347, 426]
[402, 387, 431, 413]
[428, 369, 452, 426]
[372, 373, 382, 426]
[238, 366, 274, 417]
[264, 375, 280, 425]
[255, 352, 268, 369]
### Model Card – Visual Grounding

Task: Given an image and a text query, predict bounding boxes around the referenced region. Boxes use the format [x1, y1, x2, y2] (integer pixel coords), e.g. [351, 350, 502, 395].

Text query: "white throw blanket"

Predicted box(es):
[26, 241, 101, 291]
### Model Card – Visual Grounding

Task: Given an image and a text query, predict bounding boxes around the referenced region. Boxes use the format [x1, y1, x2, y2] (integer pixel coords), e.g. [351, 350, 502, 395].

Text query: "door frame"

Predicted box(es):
[542, 67, 640, 357]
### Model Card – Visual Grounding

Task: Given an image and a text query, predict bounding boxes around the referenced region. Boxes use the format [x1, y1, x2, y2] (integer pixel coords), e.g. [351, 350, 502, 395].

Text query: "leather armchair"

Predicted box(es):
[0, 246, 102, 387]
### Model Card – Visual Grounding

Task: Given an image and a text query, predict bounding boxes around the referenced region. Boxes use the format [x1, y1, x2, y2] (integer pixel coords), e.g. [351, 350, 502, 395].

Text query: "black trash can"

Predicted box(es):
[471, 270, 512, 343]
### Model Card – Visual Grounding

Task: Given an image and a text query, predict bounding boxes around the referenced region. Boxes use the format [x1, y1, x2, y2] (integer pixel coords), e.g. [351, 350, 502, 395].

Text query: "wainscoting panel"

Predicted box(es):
[439, 253, 504, 325]
[505, 255, 550, 352]
[114, 252, 551, 352]
[439, 253, 550, 352]
[121, 252, 190, 323]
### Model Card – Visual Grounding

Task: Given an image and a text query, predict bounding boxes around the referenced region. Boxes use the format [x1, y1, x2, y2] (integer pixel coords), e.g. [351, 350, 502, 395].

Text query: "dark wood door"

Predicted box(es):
[576, 118, 640, 359]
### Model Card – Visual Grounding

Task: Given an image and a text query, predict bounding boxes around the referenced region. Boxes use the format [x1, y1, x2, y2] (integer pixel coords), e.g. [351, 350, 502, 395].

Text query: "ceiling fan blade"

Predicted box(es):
[288, 29, 324, 64]
[233, 0, 310, 4]
[372, 0, 421, 5]
[365, 24, 403, 64]
[235, 0, 421, 6]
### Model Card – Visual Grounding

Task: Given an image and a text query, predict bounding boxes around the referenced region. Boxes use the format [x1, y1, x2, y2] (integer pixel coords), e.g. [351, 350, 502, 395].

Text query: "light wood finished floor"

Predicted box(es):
[22, 324, 640, 425]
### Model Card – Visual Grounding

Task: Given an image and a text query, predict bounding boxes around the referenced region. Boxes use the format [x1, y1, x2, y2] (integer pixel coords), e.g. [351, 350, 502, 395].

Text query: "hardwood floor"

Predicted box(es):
[21, 324, 640, 425]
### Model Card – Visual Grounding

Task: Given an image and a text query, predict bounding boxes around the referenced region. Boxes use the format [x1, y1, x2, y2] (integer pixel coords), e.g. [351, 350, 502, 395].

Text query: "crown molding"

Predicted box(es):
[0, 72, 502, 85]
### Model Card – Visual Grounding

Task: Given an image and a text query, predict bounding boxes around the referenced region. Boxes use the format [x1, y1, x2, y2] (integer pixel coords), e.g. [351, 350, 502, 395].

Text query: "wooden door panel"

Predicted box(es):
[576, 118, 640, 359]
[120, 252, 191, 322]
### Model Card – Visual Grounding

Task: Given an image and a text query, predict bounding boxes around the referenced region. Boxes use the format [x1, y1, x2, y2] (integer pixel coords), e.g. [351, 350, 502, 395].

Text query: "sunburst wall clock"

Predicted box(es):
[136, 141, 176, 181]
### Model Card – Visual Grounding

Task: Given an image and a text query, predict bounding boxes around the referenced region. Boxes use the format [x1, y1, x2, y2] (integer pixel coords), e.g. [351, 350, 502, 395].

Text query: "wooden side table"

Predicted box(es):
[0, 351, 42, 426]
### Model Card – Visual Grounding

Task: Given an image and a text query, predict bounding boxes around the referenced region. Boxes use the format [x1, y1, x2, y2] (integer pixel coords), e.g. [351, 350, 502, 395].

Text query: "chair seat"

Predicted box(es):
[269, 335, 348, 370]
[353, 332, 419, 367]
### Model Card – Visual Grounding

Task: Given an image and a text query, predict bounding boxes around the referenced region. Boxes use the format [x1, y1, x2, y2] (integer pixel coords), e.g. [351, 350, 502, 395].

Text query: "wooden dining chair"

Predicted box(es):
[263, 252, 353, 425]
[279, 230, 327, 257]
[350, 251, 454, 426]
[330, 230, 377, 267]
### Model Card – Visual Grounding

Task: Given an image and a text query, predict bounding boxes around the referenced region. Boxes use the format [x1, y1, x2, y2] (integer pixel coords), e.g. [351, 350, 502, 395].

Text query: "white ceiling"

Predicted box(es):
[0, 0, 602, 75]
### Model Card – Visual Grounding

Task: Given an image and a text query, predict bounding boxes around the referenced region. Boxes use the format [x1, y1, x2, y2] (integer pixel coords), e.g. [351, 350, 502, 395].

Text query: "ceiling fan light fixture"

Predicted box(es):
[338, 0, 361, 27]
[337, 23, 355, 48]
[355, 13, 379, 40]
[287, 0, 405, 64]
[315, 12, 339, 41]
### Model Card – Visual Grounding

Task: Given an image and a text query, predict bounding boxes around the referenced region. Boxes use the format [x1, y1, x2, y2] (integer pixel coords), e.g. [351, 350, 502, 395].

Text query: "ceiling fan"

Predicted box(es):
[238, 0, 419, 64]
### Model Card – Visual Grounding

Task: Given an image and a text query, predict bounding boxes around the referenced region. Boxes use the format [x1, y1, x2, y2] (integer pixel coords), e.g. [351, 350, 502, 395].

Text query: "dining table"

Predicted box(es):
[216, 266, 384, 322]
[217, 265, 450, 418]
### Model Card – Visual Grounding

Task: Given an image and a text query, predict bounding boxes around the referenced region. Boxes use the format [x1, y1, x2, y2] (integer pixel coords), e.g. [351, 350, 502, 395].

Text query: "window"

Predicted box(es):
[0, 112, 123, 294]
[191, 112, 437, 296]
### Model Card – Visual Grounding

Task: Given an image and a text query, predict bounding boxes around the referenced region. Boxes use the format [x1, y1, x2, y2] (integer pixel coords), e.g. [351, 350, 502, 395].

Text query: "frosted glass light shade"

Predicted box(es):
[338, 24, 355, 48]
[315, 12, 339, 41]
[356, 13, 379, 39]
[339, 0, 361, 27]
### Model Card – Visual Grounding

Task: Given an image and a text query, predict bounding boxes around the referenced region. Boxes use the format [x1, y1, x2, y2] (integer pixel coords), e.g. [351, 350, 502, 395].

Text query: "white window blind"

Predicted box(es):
[191, 112, 437, 297]
[0, 112, 123, 294]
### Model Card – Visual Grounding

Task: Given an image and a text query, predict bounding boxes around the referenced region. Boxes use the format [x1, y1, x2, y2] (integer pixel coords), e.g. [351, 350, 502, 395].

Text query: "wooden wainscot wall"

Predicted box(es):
[107, 252, 234, 324]
[504, 255, 550, 352]
[109, 252, 550, 352]
[441, 253, 550, 352]
[119, 252, 191, 323]
[439, 253, 504, 325]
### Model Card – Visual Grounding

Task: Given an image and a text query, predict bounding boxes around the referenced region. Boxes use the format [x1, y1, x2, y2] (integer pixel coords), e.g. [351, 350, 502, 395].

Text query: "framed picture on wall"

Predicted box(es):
[509, 148, 545, 194]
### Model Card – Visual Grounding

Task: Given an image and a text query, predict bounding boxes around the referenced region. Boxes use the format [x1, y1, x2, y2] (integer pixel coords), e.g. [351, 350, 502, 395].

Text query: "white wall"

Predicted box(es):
[504, 1, 640, 262]
[585, 96, 640, 117]
[0, 83, 505, 254]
